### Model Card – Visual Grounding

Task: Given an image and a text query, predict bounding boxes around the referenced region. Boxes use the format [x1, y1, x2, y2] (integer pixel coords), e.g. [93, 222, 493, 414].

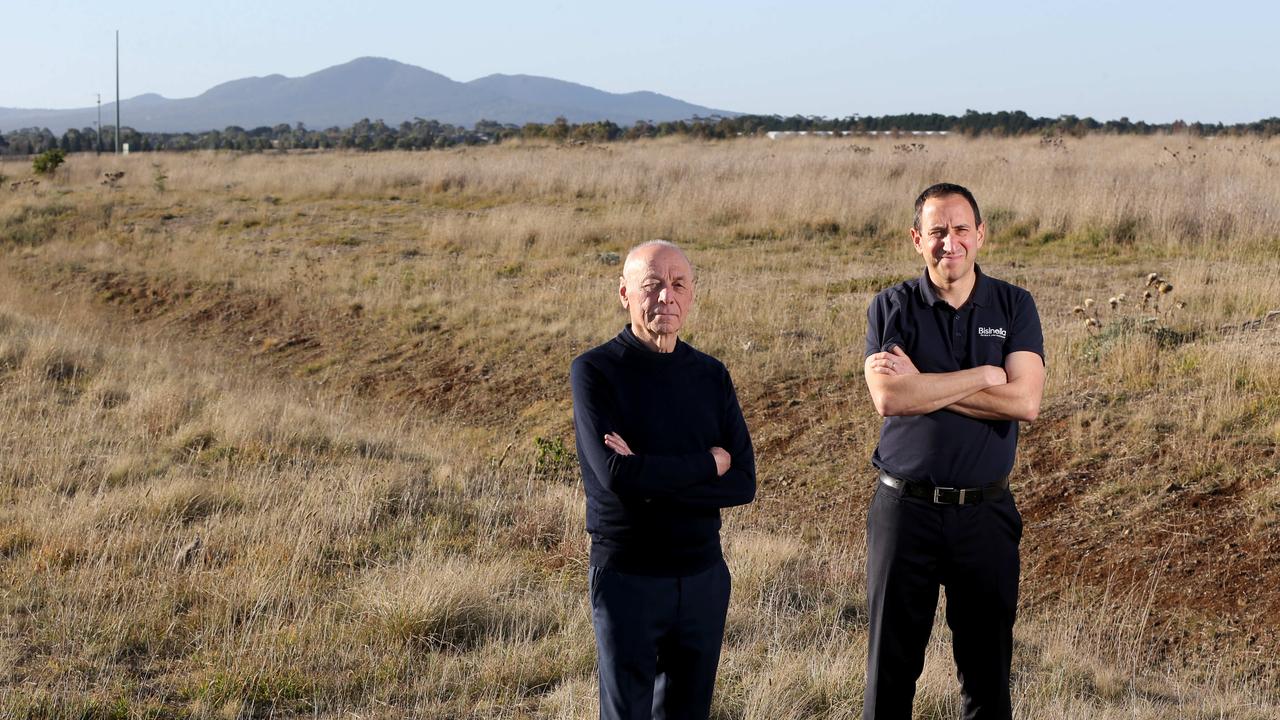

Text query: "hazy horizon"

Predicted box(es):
[3, 0, 1278, 125]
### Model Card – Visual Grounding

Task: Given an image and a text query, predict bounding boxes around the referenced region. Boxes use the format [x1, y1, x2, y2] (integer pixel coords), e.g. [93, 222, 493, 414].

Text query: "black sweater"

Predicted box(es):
[570, 325, 756, 576]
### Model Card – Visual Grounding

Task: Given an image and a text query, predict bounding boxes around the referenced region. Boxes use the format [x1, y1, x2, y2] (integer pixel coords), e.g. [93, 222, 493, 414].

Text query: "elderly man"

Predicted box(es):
[570, 239, 756, 720]
[861, 184, 1045, 720]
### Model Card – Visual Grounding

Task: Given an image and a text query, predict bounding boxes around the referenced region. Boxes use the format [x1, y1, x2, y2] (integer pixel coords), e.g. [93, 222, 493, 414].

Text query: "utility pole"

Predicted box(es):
[115, 30, 121, 155]
[96, 93, 102, 155]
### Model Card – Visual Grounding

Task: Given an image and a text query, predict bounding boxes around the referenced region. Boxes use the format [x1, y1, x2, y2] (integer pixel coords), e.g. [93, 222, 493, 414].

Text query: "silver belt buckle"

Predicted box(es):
[933, 486, 959, 503]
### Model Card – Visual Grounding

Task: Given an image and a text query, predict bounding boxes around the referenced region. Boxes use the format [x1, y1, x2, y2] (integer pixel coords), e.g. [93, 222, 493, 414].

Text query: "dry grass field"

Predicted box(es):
[1, 134, 1278, 718]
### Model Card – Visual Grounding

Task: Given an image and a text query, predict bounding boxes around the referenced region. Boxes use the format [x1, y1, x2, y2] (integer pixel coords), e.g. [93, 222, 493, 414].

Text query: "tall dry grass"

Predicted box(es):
[1, 136, 1278, 717]
[0, 295, 1273, 717]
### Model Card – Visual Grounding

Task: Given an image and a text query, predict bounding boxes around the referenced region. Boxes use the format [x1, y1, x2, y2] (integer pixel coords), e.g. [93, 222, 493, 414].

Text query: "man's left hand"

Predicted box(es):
[866, 345, 920, 376]
[604, 432, 634, 456]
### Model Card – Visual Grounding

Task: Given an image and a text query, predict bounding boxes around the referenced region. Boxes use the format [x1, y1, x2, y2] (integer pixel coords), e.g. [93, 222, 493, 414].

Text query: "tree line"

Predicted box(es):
[3, 111, 1279, 156]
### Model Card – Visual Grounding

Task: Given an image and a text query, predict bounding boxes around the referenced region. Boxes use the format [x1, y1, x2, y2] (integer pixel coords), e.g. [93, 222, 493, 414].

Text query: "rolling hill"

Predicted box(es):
[0, 57, 736, 133]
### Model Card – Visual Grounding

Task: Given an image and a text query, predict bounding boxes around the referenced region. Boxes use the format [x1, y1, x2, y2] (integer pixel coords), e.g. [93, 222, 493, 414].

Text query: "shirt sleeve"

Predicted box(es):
[669, 366, 757, 509]
[571, 355, 719, 501]
[865, 290, 905, 358]
[1005, 289, 1045, 365]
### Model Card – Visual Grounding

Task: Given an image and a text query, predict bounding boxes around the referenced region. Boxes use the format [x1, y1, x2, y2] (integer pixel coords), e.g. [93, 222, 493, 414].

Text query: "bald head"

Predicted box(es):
[622, 240, 694, 284]
[618, 240, 695, 353]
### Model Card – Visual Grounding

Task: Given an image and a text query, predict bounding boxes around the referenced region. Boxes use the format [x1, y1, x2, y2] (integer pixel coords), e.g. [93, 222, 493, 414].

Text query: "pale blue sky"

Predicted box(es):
[4, 0, 1277, 123]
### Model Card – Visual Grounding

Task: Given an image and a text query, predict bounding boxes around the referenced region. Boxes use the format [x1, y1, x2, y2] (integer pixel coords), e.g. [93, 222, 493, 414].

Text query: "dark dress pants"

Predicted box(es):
[590, 558, 732, 720]
[863, 482, 1023, 720]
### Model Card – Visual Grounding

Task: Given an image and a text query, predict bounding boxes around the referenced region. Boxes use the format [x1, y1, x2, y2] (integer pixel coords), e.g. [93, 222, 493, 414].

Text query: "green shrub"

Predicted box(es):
[32, 148, 66, 175]
[534, 436, 575, 480]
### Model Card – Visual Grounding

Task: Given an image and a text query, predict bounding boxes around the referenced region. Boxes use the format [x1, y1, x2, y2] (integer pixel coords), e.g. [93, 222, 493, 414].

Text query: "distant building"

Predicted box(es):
[766, 130, 950, 139]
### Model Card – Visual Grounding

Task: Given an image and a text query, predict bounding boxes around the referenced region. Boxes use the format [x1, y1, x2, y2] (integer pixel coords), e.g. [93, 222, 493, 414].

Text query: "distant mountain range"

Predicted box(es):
[0, 57, 737, 134]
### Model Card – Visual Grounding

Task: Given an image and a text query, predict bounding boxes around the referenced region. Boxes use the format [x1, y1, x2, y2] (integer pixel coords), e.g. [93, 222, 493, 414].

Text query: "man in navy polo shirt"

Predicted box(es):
[571, 240, 756, 720]
[861, 183, 1045, 720]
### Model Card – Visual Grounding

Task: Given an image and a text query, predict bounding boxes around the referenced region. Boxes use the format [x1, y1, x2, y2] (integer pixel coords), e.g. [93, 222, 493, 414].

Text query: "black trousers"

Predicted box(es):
[863, 481, 1023, 720]
[590, 558, 732, 720]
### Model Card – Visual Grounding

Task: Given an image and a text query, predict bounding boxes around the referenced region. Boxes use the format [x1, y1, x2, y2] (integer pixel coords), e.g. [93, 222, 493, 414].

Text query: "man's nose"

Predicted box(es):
[658, 287, 673, 303]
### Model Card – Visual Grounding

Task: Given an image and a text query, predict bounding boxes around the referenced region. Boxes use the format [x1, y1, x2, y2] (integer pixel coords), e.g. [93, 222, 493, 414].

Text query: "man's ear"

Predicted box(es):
[909, 226, 924, 254]
[975, 221, 986, 250]
[618, 277, 629, 308]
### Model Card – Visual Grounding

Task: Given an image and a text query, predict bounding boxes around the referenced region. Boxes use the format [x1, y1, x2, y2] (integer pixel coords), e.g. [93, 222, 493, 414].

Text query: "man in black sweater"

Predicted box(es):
[570, 240, 756, 720]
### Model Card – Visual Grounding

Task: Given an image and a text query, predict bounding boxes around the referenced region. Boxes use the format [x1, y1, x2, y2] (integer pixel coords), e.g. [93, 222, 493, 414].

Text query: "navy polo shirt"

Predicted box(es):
[864, 266, 1044, 488]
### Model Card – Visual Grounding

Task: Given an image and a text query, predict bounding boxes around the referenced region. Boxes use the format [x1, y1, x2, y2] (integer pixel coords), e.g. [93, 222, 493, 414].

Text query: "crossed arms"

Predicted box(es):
[570, 358, 757, 509]
[864, 346, 1044, 422]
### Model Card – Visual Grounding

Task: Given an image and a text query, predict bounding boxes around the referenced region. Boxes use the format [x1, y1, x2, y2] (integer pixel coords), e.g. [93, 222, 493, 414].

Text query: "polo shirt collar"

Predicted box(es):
[917, 264, 992, 309]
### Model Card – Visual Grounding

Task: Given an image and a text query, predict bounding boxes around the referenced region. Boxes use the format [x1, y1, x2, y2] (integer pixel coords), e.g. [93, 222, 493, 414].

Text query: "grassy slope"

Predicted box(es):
[0, 136, 1278, 718]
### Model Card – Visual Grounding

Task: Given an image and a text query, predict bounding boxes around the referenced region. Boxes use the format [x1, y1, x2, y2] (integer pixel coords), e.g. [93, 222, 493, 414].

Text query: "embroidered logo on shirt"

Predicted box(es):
[978, 326, 1007, 339]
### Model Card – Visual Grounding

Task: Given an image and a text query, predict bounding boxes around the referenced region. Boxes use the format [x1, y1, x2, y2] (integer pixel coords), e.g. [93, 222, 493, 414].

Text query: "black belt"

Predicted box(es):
[877, 470, 1008, 505]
